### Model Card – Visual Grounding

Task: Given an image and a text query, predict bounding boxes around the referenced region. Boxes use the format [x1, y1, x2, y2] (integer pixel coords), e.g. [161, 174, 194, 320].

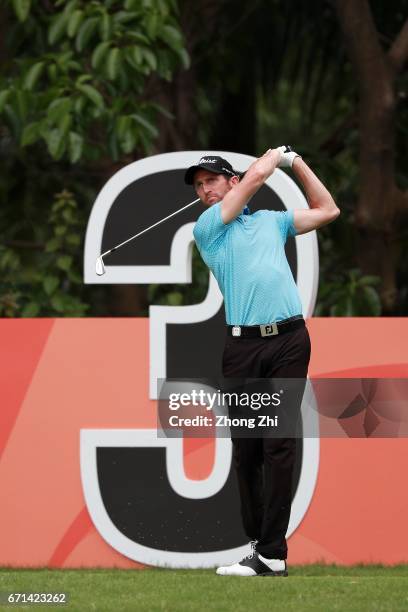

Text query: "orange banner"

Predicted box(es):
[1, 318, 407, 567]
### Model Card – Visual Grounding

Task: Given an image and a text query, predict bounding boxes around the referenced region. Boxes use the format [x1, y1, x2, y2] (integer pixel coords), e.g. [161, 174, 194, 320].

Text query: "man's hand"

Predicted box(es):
[277, 145, 301, 168]
[254, 148, 283, 175]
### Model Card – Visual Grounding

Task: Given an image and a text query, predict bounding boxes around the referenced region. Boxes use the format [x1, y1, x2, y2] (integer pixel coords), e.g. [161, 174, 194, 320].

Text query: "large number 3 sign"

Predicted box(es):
[81, 152, 320, 568]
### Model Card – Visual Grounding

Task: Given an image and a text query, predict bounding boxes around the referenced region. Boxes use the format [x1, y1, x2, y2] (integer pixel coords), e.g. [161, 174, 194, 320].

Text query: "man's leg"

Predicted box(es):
[217, 328, 310, 575]
[230, 438, 263, 542]
[256, 325, 311, 560]
[222, 337, 265, 542]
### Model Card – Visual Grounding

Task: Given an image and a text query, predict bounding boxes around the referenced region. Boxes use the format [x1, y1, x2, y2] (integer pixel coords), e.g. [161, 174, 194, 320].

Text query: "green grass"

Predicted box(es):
[0, 566, 407, 611]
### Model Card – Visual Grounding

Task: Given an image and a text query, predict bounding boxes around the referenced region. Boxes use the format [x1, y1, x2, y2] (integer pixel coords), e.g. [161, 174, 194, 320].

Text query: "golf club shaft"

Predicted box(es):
[100, 197, 201, 259]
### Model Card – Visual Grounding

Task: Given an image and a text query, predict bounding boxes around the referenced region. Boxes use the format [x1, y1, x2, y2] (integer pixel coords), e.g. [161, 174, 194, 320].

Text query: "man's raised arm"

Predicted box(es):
[291, 157, 340, 235]
[221, 149, 281, 224]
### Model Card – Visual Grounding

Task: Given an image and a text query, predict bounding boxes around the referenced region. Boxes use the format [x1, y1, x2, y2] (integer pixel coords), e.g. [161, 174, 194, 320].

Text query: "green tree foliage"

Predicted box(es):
[2, 0, 188, 162]
[0, 190, 88, 316]
[0, 0, 188, 317]
[1, 0, 407, 317]
[314, 269, 381, 317]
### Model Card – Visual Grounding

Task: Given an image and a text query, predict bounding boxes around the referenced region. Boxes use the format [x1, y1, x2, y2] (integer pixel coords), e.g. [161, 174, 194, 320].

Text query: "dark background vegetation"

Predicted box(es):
[1, 0, 407, 317]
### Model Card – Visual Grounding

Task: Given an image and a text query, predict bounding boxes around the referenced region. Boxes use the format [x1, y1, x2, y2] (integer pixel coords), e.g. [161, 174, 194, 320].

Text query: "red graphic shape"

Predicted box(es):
[48, 507, 93, 567]
[0, 319, 54, 459]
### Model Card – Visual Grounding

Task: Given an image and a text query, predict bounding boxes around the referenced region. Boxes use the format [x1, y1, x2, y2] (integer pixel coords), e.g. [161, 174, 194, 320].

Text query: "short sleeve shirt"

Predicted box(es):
[193, 203, 303, 325]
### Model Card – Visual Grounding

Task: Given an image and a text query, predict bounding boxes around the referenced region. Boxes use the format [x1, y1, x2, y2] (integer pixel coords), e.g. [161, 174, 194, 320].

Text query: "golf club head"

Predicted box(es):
[95, 256, 105, 276]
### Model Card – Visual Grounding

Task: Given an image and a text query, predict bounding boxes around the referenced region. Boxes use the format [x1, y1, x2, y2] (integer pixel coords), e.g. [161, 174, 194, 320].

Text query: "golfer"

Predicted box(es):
[185, 148, 339, 577]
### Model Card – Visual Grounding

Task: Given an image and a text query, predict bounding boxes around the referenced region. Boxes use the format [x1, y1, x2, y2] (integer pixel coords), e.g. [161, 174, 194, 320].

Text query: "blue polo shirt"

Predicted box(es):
[193, 203, 303, 325]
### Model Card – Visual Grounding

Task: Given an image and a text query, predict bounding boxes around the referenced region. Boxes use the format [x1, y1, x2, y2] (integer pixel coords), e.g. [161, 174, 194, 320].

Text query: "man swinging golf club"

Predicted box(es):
[185, 147, 340, 577]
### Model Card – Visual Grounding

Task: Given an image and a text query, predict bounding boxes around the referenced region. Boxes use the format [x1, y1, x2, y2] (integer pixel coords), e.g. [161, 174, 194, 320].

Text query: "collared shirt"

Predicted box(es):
[193, 203, 303, 325]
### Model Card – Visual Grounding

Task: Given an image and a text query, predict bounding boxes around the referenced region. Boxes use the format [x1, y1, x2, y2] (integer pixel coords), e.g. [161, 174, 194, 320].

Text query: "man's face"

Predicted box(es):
[193, 169, 236, 207]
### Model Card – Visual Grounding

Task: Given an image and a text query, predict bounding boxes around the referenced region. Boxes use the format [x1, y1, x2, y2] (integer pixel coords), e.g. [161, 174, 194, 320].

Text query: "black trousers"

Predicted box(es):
[222, 323, 311, 559]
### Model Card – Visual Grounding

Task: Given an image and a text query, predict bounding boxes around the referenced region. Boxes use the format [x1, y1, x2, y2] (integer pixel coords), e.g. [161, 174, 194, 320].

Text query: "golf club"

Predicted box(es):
[95, 197, 201, 275]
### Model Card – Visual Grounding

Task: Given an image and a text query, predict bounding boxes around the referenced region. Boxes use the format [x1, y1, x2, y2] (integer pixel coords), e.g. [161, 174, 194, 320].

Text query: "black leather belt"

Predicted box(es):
[227, 316, 304, 338]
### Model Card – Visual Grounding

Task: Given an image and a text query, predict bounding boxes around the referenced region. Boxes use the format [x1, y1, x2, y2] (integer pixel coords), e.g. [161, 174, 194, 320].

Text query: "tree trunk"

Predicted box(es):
[334, 0, 408, 313]
[209, 53, 256, 154]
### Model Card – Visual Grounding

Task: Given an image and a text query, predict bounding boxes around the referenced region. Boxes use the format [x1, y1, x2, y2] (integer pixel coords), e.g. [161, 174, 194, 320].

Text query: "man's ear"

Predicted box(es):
[229, 175, 240, 186]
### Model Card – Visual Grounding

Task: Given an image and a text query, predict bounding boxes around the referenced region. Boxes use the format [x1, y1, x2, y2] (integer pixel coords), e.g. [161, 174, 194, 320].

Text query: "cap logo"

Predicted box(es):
[199, 157, 218, 164]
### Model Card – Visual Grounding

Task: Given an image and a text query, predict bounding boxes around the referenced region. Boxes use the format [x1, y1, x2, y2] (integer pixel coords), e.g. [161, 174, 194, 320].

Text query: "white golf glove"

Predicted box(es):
[276, 145, 301, 168]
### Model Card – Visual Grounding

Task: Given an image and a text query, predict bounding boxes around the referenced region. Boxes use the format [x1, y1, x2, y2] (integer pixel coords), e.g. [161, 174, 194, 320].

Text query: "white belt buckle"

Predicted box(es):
[260, 323, 278, 337]
[232, 326, 241, 337]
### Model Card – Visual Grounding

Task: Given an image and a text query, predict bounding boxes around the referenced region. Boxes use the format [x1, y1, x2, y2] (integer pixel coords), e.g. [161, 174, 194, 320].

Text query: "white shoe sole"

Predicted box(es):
[216, 567, 288, 577]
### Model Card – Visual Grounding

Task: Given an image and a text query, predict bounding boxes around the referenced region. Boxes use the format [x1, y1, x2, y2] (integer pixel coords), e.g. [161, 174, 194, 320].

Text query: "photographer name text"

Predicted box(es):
[168, 414, 279, 429]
